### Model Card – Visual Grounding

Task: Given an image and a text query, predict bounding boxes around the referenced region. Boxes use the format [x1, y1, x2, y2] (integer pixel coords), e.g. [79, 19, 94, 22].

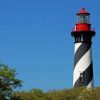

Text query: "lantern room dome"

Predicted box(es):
[77, 8, 90, 15]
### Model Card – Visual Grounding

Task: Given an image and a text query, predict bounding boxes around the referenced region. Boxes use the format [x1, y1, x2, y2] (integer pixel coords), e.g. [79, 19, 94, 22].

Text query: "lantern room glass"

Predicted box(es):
[77, 14, 90, 23]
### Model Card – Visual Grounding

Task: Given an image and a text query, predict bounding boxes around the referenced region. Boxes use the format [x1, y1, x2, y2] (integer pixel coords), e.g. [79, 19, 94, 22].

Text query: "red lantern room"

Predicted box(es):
[76, 8, 90, 31]
[71, 8, 95, 37]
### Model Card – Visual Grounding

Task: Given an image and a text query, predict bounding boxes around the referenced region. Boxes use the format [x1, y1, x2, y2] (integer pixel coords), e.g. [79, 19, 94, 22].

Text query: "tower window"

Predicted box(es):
[79, 73, 84, 83]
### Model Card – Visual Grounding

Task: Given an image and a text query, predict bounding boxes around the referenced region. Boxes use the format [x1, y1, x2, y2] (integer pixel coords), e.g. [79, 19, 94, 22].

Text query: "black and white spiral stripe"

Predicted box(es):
[73, 42, 94, 88]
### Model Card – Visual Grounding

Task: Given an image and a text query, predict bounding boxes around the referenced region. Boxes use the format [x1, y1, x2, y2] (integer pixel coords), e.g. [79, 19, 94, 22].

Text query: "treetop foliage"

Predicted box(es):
[0, 63, 22, 100]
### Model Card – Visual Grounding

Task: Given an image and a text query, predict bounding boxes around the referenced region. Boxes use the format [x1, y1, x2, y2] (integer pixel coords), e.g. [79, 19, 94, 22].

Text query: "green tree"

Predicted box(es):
[0, 64, 22, 100]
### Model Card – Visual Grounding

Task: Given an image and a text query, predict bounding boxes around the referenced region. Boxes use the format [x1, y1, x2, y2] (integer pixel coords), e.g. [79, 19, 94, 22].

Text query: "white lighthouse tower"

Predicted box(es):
[71, 8, 95, 88]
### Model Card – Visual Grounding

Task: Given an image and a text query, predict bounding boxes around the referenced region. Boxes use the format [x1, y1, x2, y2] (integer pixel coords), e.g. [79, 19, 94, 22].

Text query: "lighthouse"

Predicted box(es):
[71, 8, 95, 88]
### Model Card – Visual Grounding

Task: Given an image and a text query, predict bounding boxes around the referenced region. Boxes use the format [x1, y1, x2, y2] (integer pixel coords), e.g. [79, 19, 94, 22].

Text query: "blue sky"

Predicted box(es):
[0, 0, 100, 91]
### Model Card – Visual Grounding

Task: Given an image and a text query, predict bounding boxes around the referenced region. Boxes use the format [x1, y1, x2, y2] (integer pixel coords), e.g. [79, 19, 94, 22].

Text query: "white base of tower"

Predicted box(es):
[87, 78, 94, 88]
